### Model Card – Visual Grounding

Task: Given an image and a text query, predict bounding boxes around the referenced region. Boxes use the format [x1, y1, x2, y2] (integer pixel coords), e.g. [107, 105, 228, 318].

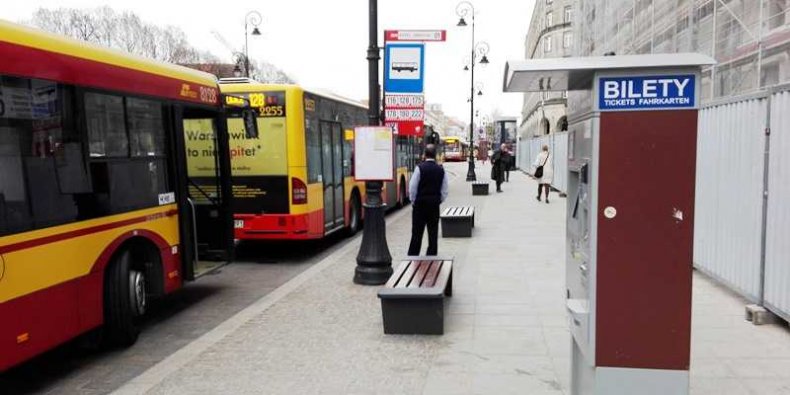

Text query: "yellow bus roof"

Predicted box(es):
[219, 80, 368, 110]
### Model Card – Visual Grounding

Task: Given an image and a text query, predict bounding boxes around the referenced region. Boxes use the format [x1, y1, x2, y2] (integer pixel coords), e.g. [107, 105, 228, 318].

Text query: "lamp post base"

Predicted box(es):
[465, 159, 477, 181]
[354, 181, 393, 285]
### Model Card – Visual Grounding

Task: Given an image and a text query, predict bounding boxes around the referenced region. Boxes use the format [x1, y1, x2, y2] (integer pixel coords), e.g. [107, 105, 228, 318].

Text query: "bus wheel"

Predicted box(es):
[347, 194, 362, 236]
[103, 249, 144, 347]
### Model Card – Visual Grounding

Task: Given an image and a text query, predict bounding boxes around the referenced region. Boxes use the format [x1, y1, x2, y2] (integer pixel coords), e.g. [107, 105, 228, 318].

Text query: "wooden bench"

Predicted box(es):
[441, 206, 474, 237]
[378, 258, 453, 335]
[472, 181, 489, 195]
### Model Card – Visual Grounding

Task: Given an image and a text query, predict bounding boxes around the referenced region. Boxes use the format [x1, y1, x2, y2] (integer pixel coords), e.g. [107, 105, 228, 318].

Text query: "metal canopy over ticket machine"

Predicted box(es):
[503, 53, 715, 395]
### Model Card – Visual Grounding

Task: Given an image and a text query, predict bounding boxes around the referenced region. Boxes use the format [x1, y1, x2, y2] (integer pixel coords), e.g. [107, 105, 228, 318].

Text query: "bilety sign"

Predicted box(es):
[598, 74, 696, 111]
[385, 30, 446, 42]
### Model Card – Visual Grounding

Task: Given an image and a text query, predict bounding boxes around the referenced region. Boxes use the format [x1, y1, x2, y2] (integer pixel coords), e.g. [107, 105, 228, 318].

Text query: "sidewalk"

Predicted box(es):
[114, 162, 790, 395]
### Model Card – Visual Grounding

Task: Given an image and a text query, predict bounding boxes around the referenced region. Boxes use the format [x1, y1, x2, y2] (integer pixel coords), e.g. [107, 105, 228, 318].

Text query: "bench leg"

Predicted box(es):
[444, 269, 453, 297]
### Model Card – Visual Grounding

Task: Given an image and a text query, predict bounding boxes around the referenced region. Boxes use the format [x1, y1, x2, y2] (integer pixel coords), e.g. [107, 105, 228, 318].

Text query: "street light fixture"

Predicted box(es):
[456, 1, 490, 182]
[243, 11, 262, 78]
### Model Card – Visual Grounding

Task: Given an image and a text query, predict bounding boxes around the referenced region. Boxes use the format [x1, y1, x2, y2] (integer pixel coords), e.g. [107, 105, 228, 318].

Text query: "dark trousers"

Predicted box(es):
[408, 203, 440, 256]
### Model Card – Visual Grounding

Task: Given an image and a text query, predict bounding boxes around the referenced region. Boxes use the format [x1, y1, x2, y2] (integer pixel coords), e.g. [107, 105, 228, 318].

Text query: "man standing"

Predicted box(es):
[491, 143, 509, 192]
[408, 144, 449, 256]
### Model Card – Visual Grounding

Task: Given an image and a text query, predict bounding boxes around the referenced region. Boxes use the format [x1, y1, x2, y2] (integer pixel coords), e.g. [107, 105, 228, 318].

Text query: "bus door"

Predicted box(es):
[178, 106, 234, 279]
[320, 120, 344, 231]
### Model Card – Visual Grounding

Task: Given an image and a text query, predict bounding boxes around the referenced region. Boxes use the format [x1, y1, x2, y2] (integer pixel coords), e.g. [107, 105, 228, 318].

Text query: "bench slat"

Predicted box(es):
[395, 261, 420, 288]
[421, 261, 443, 287]
[384, 261, 411, 288]
[431, 261, 452, 290]
[408, 260, 432, 288]
[441, 206, 474, 218]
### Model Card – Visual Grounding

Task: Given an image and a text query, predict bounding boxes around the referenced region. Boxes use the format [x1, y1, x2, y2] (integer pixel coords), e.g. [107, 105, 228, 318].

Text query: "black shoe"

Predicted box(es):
[536, 196, 541, 201]
[497, 189, 502, 193]
[545, 199, 549, 204]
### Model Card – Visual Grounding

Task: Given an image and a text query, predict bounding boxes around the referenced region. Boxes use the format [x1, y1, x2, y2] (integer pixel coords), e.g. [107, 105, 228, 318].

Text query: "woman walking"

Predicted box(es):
[534, 145, 553, 203]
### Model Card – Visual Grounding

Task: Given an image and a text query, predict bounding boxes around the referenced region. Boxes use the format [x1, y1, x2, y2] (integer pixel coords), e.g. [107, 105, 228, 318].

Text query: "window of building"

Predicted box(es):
[86, 92, 127, 157]
[544, 35, 553, 53]
[546, 11, 554, 27]
[768, 0, 788, 30]
[564, 31, 573, 48]
[564, 6, 573, 23]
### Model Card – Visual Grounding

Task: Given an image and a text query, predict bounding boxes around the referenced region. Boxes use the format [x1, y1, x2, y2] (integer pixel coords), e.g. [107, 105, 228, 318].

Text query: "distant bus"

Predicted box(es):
[218, 81, 419, 241]
[0, 21, 237, 371]
[441, 136, 468, 162]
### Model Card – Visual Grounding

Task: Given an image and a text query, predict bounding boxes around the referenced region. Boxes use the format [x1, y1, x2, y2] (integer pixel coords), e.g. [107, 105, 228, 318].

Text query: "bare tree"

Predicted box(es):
[250, 59, 295, 84]
[27, 6, 292, 80]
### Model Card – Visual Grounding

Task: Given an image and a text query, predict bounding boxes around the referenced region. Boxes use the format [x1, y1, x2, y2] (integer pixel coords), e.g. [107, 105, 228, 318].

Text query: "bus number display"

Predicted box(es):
[248, 92, 286, 118]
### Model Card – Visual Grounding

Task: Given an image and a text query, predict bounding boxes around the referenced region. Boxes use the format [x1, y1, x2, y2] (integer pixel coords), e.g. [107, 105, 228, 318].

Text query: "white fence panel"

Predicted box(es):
[520, 133, 570, 194]
[693, 97, 768, 301]
[550, 132, 568, 194]
[765, 89, 790, 321]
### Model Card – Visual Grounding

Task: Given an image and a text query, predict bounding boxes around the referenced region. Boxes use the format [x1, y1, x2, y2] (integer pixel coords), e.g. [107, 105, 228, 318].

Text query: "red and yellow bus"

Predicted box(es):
[218, 81, 420, 240]
[0, 21, 237, 371]
[441, 136, 468, 162]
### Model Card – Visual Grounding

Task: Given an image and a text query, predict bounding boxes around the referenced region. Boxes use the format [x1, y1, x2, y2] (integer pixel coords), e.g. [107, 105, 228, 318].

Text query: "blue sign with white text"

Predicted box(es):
[598, 75, 696, 111]
[384, 43, 425, 93]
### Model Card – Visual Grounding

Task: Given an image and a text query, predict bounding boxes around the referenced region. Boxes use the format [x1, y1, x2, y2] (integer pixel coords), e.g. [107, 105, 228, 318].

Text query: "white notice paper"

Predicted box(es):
[354, 126, 394, 181]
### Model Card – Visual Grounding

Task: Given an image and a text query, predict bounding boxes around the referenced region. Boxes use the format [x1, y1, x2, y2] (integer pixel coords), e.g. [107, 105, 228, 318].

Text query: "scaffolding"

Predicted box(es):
[574, 0, 790, 100]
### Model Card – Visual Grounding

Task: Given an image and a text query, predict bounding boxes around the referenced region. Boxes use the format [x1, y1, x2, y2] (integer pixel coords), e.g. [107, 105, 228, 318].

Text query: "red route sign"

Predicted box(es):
[385, 30, 447, 42]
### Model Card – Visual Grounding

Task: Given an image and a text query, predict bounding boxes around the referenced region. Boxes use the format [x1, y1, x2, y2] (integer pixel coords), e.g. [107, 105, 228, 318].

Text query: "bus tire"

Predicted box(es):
[103, 248, 145, 347]
[347, 193, 362, 236]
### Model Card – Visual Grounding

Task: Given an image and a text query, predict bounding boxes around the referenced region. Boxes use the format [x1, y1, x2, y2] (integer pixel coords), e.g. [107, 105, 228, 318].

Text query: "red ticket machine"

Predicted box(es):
[504, 54, 716, 394]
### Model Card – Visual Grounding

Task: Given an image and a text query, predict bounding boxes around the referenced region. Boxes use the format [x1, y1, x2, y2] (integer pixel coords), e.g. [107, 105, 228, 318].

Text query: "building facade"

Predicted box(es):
[574, 0, 790, 100]
[520, 0, 575, 140]
[424, 103, 465, 137]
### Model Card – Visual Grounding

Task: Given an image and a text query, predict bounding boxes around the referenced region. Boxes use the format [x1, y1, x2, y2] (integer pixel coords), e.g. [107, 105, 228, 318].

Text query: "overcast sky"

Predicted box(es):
[4, 0, 535, 123]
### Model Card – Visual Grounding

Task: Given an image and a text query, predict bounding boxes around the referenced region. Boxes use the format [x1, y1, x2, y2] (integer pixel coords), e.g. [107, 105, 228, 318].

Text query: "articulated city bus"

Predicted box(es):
[218, 81, 420, 240]
[0, 21, 237, 371]
[441, 136, 468, 162]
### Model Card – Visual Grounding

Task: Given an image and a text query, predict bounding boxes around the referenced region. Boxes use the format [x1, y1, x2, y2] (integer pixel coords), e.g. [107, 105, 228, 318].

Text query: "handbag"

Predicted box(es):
[534, 154, 549, 178]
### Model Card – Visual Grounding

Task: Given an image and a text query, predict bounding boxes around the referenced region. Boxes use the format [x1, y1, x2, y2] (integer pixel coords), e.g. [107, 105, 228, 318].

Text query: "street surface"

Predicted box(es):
[0, 232, 370, 394]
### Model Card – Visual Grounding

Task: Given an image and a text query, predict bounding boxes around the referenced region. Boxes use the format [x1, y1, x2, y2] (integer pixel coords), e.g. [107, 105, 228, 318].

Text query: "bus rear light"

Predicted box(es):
[17, 332, 29, 344]
[292, 178, 308, 205]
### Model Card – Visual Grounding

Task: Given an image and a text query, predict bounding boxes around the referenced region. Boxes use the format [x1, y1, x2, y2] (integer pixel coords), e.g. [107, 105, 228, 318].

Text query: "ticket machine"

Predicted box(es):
[504, 54, 715, 395]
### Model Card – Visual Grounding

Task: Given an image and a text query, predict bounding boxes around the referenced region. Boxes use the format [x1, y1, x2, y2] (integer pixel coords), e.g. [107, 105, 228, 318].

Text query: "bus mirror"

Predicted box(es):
[242, 109, 259, 139]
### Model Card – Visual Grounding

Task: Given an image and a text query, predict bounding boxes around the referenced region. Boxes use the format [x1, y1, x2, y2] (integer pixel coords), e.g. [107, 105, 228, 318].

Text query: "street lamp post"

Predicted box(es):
[456, 1, 489, 182]
[243, 11, 262, 78]
[354, 0, 393, 285]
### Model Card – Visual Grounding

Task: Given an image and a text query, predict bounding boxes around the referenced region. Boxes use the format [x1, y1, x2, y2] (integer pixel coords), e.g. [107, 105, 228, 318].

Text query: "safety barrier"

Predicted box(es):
[517, 131, 568, 194]
[694, 86, 790, 321]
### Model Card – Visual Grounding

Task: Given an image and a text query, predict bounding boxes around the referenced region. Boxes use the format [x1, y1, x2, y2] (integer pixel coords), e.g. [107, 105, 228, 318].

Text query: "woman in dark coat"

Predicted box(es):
[491, 143, 508, 192]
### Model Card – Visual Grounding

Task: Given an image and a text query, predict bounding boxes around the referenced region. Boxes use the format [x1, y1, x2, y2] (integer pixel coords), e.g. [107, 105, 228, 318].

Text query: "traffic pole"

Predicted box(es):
[354, 0, 393, 285]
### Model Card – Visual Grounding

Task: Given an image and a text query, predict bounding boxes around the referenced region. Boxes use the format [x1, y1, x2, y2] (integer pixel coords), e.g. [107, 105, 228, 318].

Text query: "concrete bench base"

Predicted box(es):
[441, 206, 474, 237]
[378, 258, 453, 335]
